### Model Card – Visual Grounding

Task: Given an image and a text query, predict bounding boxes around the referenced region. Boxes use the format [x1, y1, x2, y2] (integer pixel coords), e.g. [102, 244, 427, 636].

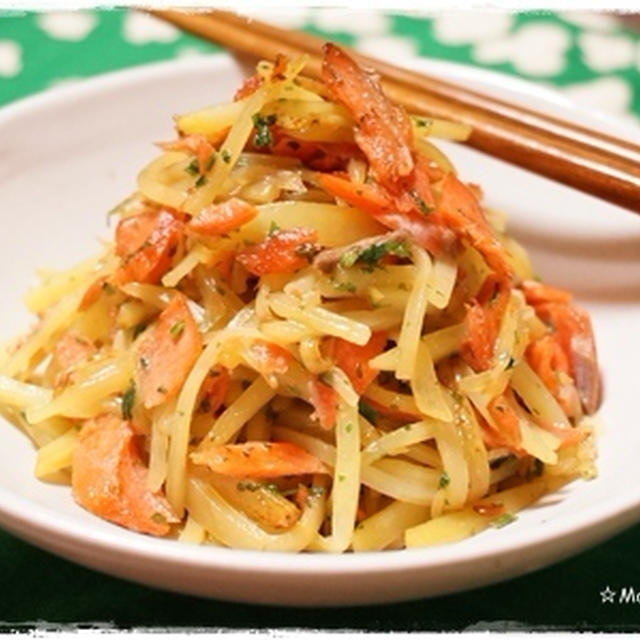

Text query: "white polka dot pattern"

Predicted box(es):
[0, 40, 21, 77]
[474, 23, 570, 77]
[122, 13, 180, 45]
[432, 13, 513, 45]
[36, 11, 97, 42]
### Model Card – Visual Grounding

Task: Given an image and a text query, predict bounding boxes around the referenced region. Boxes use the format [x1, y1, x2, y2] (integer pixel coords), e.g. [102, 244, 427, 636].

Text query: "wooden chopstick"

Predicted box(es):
[153, 9, 640, 214]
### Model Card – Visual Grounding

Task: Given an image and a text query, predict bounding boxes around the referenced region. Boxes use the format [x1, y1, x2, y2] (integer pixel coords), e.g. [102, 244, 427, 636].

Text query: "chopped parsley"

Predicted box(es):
[505, 357, 517, 371]
[358, 240, 407, 266]
[236, 480, 280, 494]
[338, 474, 346, 482]
[252, 113, 277, 148]
[345, 423, 354, 433]
[188, 154, 216, 179]
[151, 512, 167, 525]
[237, 480, 261, 492]
[338, 250, 359, 269]
[358, 400, 379, 425]
[268, 220, 281, 236]
[411, 190, 432, 215]
[169, 320, 186, 340]
[491, 512, 517, 529]
[156, 385, 168, 395]
[334, 280, 356, 294]
[339, 239, 411, 271]
[121, 380, 136, 420]
[220, 149, 231, 164]
[139, 356, 150, 370]
[185, 158, 199, 176]
[438, 471, 451, 489]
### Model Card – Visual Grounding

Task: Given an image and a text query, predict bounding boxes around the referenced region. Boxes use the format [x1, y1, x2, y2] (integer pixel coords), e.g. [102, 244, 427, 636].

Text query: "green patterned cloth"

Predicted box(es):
[2, 9, 640, 125]
[1, 8, 640, 631]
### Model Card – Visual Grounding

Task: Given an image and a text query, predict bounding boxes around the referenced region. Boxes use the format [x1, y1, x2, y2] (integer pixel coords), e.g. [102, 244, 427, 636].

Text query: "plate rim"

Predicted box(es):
[0, 51, 638, 595]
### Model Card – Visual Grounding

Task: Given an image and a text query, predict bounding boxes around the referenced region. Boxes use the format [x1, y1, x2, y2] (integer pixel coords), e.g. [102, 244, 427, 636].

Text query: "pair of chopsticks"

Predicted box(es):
[153, 9, 640, 214]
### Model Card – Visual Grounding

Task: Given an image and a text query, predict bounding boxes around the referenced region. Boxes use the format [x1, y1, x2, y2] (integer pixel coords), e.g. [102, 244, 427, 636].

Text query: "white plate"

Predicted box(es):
[0, 53, 639, 606]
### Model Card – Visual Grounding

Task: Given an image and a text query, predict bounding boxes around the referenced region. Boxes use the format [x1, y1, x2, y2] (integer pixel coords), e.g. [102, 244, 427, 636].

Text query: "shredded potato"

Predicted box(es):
[0, 46, 600, 551]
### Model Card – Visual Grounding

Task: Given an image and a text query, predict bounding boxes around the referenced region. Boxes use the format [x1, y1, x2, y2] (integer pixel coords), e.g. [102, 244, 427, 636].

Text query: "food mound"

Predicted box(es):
[0, 44, 601, 552]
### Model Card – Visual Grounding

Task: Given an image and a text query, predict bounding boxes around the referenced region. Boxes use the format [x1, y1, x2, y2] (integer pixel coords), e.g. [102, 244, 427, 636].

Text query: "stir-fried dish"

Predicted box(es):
[0, 45, 601, 551]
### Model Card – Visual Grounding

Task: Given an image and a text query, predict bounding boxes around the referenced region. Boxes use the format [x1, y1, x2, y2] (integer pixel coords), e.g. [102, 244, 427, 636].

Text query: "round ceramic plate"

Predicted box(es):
[0, 53, 639, 606]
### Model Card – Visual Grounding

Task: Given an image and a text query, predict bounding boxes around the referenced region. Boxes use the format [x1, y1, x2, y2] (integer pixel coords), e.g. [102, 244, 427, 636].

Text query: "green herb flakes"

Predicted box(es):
[438, 471, 450, 489]
[339, 250, 359, 269]
[151, 512, 167, 525]
[169, 320, 185, 340]
[340, 239, 410, 271]
[491, 512, 517, 529]
[264, 483, 281, 494]
[237, 481, 261, 492]
[252, 113, 277, 148]
[121, 380, 136, 420]
[334, 280, 356, 294]
[410, 190, 432, 215]
[268, 220, 281, 236]
[185, 158, 199, 176]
